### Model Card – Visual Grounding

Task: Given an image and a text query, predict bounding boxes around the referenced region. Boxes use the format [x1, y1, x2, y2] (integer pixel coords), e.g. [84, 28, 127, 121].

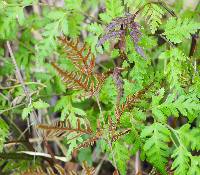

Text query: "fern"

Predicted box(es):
[125, 0, 147, 12]
[151, 88, 200, 122]
[86, 22, 104, 53]
[58, 37, 95, 76]
[142, 3, 164, 34]
[188, 156, 200, 175]
[141, 123, 170, 175]
[38, 118, 92, 140]
[99, 0, 124, 23]
[171, 146, 191, 175]
[52, 62, 106, 98]
[164, 17, 200, 43]
[112, 141, 130, 175]
[178, 124, 200, 151]
[159, 48, 189, 94]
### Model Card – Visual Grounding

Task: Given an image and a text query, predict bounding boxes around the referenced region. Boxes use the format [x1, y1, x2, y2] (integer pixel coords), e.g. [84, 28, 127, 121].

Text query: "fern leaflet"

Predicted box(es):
[171, 146, 190, 175]
[164, 17, 200, 43]
[142, 3, 164, 34]
[141, 123, 170, 175]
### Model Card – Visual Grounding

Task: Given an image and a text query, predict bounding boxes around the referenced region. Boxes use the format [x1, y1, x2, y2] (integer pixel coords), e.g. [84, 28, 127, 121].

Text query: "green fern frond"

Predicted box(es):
[164, 17, 200, 43]
[178, 124, 200, 151]
[151, 88, 200, 122]
[112, 141, 130, 175]
[125, 0, 147, 12]
[99, 0, 124, 23]
[141, 123, 170, 175]
[171, 146, 191, 175]
[142, 3, 164, 34]
[188, 156, 200, 175]
[159, 48, 188, 94]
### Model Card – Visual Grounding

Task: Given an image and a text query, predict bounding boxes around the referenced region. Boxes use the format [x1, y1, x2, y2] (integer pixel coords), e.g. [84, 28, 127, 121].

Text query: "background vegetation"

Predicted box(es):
[0, 0, 200, 174]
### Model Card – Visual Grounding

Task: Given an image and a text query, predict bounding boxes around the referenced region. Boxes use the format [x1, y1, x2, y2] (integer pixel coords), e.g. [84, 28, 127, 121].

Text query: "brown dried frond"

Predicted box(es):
[74, 129, 103, 151]
[19, 166, 46, 175]
[51, 62, 107, 98]
[111, 128, 131, 142]
[82, 161, 95, 175]
[115, 82, 153, 121]
[58, 36, 95, 76]
[108, 116, 117, 131]
[19, 164, 66, 175]
[38, 118, 92, 140]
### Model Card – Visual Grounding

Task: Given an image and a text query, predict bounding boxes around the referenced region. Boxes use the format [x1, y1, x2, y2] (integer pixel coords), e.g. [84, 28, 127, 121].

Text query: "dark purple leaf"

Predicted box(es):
[97, 30, 125, 47]
[130, 22, 145, 58]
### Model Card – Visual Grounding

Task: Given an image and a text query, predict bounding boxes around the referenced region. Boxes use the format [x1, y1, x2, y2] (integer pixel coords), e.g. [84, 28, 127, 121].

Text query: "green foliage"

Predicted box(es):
[112, 141, 130, 175]
[141, 123, 170, 174]
[151, 88, 200, 122]
[142, 3, 164, 34]
[171, 146, 190, 175]
[164, 17, 200, 43]
[125, 0, 146, 12]
[32, 99, 50, 109]
[99, 0, 124, 23]
[0, 0, 200, 175]
[188, 156, 200, 175]
[159, 48, 188, 94]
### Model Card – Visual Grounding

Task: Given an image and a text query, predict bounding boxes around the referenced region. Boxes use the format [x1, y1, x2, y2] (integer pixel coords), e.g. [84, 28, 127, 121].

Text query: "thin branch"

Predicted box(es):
[6, 41, 42, 144]
[17, 151, 68, 162]
[135, 151, 142, 175]
[6, 41, 31, 103]
[0, 82, 46, 90]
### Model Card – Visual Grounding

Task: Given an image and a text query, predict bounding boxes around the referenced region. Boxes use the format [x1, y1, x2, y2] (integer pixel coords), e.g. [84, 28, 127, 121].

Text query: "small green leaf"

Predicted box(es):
[33, 99, 49, 109]
[22, 106, 33, 120]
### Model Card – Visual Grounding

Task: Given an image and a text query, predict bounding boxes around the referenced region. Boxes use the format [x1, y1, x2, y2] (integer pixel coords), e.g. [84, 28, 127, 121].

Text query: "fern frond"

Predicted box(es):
[171, 146, 190, 175]
[178, 124, 200, 151]
[19, 164, 66, 175]
[115, 83, 151, 121]
[112, 141, 130, 175]
[188, 156, 200, 175]
[97, 30, 125, 47]
[97, 13, 145, 58]
[130, 22, 145, 58]
[142, 3, 164, 34]
[164, 17, 200, 43]
[74, 129, 103, 151]
[159, 48, 188, 94]
[151, 88, 200, 122]
[111, 128, 131, 142]
[99, 0, 124, 23]
[38, 118, 92, 140]
[141, 123, 170, 175]
[51, 62, 106, 97]
[58, 36, 95, 76]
